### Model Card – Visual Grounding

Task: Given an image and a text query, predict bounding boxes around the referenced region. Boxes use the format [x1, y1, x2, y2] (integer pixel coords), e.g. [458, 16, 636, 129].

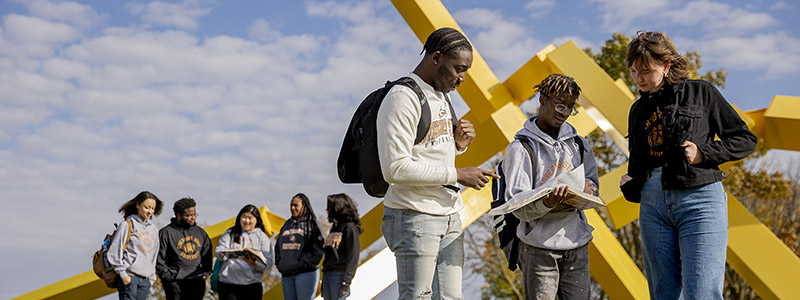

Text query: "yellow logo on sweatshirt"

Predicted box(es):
[177, 236, 201, 260]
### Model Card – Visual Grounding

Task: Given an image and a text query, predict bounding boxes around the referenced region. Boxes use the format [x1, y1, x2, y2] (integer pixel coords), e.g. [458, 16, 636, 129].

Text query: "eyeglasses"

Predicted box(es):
[544, 95, 578, 116]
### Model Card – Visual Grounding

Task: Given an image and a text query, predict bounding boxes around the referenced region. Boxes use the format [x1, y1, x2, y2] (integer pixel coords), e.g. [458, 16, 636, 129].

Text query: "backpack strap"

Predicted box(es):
[571, 135, 585, 164]
[515, 135, 538, 180]
[390, 77, 430, 145]
[122, 220, 133, 251]
[444, 93, 458, 134]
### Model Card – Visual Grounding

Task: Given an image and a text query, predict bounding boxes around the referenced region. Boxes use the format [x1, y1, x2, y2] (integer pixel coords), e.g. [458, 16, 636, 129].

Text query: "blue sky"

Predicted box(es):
[1, 0, 798, 298]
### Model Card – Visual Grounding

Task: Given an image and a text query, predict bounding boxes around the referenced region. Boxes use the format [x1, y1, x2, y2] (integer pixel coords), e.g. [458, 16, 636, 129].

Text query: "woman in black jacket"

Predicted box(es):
[321, 193, 362, 300]
[275, 193, 324, 300]
[620, 31, 757, 300]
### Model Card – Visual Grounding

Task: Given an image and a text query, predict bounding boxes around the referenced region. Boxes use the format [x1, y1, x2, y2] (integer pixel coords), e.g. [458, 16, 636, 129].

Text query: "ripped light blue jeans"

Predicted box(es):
[639, 168, 727, 300]
[382, 207, 464, 300]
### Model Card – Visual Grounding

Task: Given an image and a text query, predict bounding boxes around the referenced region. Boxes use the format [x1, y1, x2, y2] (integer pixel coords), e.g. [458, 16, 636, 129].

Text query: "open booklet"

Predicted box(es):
[219, 248, 268, 265]
[488, 164, 605, 216]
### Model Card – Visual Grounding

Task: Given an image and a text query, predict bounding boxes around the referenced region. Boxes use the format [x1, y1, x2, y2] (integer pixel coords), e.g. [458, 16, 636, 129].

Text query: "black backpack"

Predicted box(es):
[337, 77, 456, 197]
[491, 134, 584, 270]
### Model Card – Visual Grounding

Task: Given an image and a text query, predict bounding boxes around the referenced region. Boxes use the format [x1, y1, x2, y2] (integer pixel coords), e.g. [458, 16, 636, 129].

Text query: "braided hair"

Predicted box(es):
[420, 27, 472, 56]
[534, 73, 582, 99]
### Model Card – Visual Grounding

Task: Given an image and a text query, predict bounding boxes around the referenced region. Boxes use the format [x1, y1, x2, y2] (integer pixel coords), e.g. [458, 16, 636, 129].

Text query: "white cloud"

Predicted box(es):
[677, 32, 800, 77]
[525, 0, 556, 18]
[454, 8, 541, 80]
[19, 0, 105, 29]
[590, 0, 670, 33]
[41, 58, 91, 79]
[592, 0, 777, 36]
[667, 1, 776, 35]
[247, 19, 280, 42]
[2, 14, 79, 44]
[125, 0, 214, 30]
[769, 2, 791, 10]
[306, 1, 376, 24]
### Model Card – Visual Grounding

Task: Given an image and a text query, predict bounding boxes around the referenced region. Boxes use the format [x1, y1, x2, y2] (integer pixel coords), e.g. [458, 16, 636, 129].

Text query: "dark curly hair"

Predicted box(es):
[326, 193, 363, 233]
[173, 197, 196, 216]
[119, 191, 164, 218]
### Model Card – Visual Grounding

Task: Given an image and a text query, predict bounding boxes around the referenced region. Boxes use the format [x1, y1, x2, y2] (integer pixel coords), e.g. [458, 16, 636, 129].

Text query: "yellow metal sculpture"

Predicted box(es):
[13, 1, 800, 299]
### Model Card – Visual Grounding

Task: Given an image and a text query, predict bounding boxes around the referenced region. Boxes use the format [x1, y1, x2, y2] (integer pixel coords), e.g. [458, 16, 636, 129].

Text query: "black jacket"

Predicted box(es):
[156, 218, 213, 281]
[274, 215, 324, 277]
[322, 222, 361, 289]
[623, 80, 757, 201]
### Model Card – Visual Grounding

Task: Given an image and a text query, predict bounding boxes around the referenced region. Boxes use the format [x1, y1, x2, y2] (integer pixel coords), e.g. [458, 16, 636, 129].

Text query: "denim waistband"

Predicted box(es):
[648, 167, 662, 179]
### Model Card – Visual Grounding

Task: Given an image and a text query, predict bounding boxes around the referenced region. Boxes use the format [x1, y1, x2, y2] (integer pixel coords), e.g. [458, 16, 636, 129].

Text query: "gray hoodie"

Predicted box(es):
[503, 116, 599, 250]
[214, 228, 273, 285]
[107, 214, 160, 282]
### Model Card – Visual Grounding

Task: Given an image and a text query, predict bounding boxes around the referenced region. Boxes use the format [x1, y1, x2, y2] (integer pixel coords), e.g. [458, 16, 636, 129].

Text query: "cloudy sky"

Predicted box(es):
[2, 0, 798, 298]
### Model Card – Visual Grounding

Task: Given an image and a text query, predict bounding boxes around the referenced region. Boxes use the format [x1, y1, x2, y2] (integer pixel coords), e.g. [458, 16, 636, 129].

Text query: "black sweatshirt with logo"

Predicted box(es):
[274, 215, 324, 277]
[156, 218, 213, 281]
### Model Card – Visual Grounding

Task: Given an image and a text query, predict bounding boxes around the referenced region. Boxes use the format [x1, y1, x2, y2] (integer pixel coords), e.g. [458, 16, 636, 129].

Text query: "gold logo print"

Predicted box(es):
[324, 232, 343, 249]
[646, 111, 664, 157]
[177, 236, 201, 260]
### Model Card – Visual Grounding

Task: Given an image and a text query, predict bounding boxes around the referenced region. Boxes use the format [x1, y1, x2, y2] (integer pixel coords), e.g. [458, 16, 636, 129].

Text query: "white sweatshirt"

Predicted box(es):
[376, 72, 463, 216]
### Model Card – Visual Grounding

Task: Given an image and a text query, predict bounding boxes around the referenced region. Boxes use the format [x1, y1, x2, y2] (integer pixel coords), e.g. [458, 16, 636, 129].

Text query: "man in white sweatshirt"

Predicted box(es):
[377, 27, 496, 300]
[503, 74, 599, 300]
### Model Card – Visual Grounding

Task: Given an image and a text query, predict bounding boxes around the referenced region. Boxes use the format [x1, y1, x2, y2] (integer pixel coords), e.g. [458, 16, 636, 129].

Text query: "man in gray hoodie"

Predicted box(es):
[502, 73, 599, 300]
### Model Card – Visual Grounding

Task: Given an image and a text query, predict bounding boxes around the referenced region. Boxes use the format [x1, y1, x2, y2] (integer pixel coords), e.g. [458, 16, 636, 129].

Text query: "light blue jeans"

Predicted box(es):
[639, 168, 727, 300]
[382, 207, 464, 300]
[282, 269, 319, 300]
[321, 271, 349, 300]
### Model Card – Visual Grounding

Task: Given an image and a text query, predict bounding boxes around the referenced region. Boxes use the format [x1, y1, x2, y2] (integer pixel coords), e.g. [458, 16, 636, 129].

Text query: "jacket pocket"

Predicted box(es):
[673, 106, 703, 142]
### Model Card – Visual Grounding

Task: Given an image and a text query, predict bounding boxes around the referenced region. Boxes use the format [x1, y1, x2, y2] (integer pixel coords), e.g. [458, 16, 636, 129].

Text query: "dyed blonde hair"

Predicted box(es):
[534, 73, 581, 99]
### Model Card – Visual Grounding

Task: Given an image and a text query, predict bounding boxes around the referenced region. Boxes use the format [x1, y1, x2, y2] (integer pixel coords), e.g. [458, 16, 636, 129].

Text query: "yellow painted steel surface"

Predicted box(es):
[586, 210, 650, 300]
[764, 95, 800, 151]
[12, 206, 285, 300]
[18, 1, 800, 299]
[727, 192, 800, 299]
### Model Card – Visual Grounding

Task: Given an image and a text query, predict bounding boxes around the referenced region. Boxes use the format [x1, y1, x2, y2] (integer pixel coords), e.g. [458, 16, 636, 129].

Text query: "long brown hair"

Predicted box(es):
[626, 31, 689, 85]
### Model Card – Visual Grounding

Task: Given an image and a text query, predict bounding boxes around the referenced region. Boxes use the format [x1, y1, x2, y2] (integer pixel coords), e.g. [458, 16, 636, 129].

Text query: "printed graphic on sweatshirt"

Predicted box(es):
[136, 230, 157, 254]
[419, 102, 454, 146]
[281, 228, 304, 250]
[177, 236, 201, 260]
[323, 232, 342, 250]
[644, 110, 664, 158]
[539, 159, 575, 186]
